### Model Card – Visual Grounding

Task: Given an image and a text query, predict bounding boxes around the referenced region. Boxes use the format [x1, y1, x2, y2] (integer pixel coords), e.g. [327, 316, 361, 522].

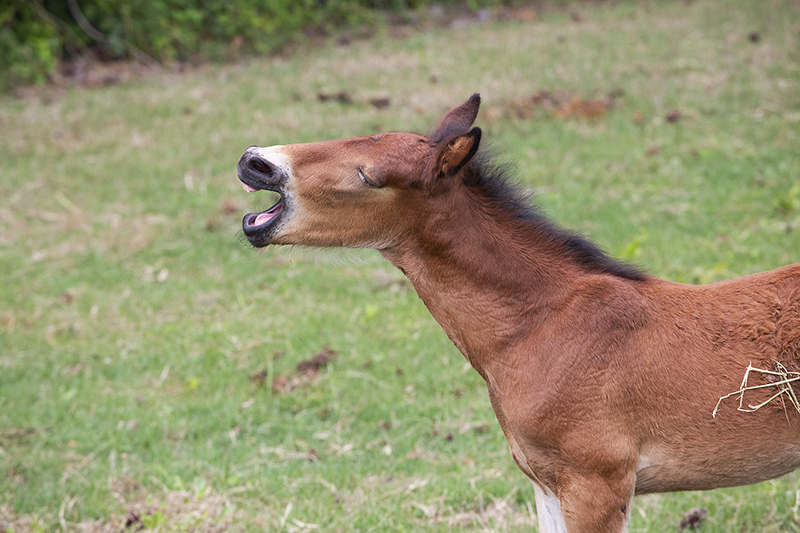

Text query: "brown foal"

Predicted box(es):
[237, 95, 800, 532]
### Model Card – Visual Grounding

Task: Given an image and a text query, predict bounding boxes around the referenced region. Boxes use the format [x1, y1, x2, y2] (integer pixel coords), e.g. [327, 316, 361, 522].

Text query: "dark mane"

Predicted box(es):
[462, 156, 648, 282]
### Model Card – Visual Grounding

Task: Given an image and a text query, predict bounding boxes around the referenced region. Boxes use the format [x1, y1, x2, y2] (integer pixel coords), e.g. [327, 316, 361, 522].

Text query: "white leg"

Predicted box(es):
[532, 482, 567, 533]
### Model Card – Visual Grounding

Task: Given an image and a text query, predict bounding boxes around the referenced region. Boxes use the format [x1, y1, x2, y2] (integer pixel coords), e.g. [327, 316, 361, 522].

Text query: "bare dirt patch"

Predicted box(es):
[496, 89, 624, 121]
[272, 347, 338, 393]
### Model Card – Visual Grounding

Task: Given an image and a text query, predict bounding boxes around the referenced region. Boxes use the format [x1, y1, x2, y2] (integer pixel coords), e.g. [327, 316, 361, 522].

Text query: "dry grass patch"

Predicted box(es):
[0, 484, 242, 533]
[411, 488, 536, 530]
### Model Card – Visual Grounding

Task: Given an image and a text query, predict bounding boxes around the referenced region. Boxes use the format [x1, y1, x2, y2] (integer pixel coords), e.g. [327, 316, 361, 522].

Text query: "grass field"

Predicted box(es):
[2, 0, 800, 531]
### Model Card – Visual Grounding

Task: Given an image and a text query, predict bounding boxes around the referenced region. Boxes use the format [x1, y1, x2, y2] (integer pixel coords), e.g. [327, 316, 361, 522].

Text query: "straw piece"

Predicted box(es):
[712, 362, 800, 418]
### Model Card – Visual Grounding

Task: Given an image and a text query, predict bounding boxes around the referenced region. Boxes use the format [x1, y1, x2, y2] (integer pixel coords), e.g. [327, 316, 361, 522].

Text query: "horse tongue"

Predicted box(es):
[254, 211, 276, 226]
[252, 201, 283, 226]
[242, 183, 258, 192]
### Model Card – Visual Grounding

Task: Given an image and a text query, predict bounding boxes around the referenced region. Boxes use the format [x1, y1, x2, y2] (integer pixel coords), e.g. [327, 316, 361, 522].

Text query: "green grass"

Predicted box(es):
[1, 0, 799, 531]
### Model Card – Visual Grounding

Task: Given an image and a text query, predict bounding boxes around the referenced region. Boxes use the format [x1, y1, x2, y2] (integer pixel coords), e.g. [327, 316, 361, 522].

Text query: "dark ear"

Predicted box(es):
[431, 94, 481, 142]
[434, 127, 481, 179]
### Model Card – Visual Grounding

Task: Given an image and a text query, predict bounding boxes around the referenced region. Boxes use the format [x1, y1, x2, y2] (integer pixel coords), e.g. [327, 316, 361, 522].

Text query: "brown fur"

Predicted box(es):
[237, 95, 800, 532]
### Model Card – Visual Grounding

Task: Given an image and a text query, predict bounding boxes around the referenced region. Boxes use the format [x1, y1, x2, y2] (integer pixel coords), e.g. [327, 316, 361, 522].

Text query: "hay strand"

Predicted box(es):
[712, 362, 800, 418]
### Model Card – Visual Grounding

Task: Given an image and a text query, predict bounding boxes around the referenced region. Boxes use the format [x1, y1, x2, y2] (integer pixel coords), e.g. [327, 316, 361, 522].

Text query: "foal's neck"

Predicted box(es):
[381, 188, 581, 372]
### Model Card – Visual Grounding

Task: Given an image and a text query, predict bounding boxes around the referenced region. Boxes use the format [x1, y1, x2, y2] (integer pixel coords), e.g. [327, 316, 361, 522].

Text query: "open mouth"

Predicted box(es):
[241, 181, 286, 245]
[243, 184, 283, 227]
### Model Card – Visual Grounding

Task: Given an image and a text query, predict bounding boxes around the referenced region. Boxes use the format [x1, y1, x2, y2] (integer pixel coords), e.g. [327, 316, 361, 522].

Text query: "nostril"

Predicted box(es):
[249, 156, 273, 175]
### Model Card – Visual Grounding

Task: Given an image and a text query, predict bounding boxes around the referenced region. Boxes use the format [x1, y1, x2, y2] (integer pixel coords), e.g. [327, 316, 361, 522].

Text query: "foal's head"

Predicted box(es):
[238, 94, 483, 249]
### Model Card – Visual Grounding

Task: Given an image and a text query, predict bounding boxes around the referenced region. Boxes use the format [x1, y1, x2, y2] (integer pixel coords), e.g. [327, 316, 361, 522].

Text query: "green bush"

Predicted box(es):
[0, 2, 60, 91]
[0, 0, 504, 92]
[81, 0, 327, 60]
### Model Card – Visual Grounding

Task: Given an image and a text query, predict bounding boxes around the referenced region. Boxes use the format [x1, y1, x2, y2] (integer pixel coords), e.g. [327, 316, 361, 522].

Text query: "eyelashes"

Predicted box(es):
[358, 167, 378, 187]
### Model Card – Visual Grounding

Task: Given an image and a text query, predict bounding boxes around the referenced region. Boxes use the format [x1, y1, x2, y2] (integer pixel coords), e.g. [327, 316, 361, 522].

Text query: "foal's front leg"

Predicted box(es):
[556, 470, 635, 533]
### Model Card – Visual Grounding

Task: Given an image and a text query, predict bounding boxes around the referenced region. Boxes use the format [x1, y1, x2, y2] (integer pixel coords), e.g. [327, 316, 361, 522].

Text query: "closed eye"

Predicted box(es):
[358, 167, 378, 187]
